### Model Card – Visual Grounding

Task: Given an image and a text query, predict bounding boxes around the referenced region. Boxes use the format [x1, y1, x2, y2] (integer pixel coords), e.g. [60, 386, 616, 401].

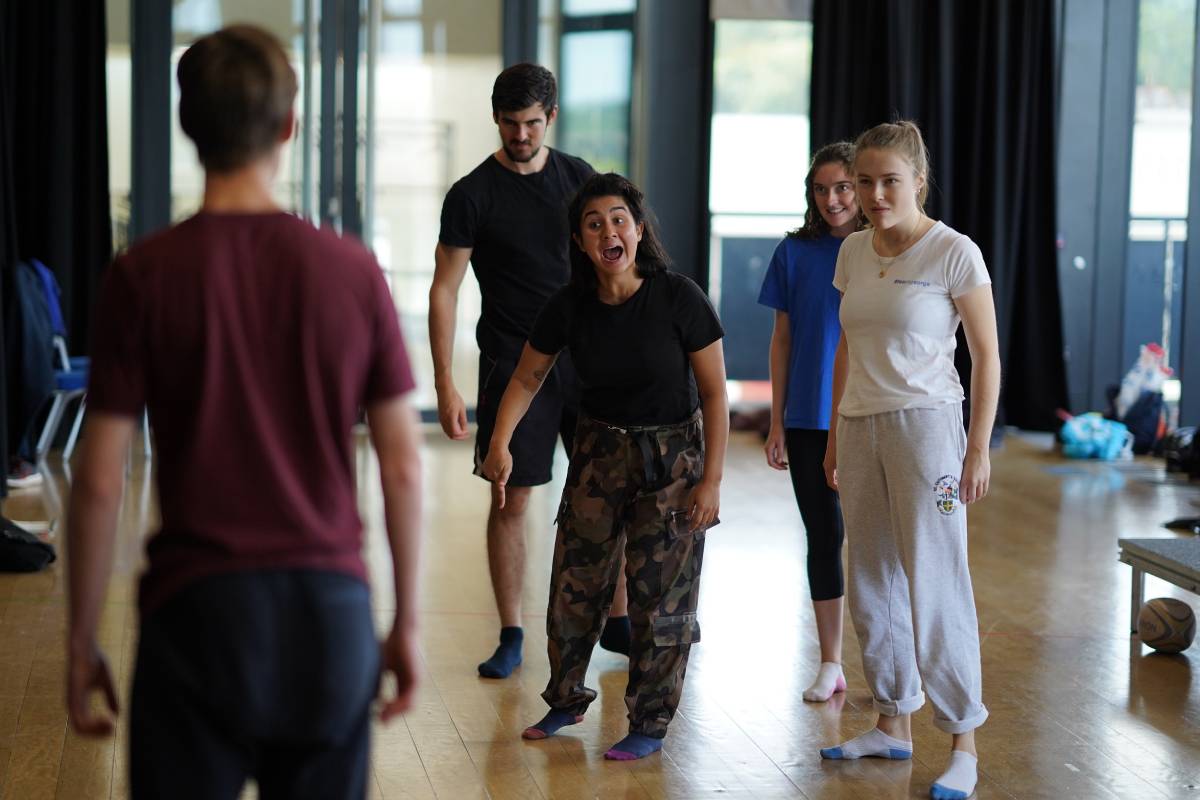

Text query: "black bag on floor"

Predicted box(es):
[0, 516, 56, 572]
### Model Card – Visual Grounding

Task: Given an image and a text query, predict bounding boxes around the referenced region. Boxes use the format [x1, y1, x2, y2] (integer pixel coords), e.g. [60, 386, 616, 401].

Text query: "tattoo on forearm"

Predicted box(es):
[532, 368, 548, 384]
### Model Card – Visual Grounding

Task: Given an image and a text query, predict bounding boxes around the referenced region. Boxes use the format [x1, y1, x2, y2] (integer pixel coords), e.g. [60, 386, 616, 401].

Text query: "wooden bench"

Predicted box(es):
[1118, 537, 1200, 632]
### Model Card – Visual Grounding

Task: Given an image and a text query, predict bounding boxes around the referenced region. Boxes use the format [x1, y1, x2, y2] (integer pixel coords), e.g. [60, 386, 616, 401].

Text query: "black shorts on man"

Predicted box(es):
[474, 350, 579, 487]
[439, 149, 593, 488]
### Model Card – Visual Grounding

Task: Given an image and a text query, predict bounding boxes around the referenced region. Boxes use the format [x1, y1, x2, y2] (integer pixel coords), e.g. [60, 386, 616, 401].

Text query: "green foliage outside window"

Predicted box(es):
[1138, 0, 1196, 97]
[713, 20, 812, 116]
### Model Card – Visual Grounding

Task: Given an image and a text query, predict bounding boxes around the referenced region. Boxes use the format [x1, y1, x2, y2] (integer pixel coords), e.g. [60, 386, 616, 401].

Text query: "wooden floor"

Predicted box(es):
[2, 428, 1199, 799]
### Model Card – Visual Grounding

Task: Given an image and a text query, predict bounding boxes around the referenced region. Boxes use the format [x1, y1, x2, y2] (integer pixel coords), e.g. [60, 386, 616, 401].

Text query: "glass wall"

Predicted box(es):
[556, 2, 635, 174]
[109, 0, 644, 415]
[365, 0, 501, 411]
[707, 16, 812, 384]
[169, 0, 316, 221]
[108, 0, 498, 415]
[1126, 0, 1196, 383]
[538, 0, 561, 86]
[562, 0, 634, 13]
[709, 19, 811, 222]
[106, 3, 133, 252]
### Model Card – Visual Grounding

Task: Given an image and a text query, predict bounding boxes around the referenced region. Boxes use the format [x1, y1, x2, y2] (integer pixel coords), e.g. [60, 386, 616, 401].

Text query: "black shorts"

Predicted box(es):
[474, 350, 579, 487]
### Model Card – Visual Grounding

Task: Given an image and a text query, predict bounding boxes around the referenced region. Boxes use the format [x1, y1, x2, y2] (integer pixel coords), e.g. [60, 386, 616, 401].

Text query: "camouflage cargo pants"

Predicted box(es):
[541, 411, 709, 738]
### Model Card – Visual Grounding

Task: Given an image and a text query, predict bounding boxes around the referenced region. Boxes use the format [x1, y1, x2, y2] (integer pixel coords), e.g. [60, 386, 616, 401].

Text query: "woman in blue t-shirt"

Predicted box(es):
[758, 141, 862, 702]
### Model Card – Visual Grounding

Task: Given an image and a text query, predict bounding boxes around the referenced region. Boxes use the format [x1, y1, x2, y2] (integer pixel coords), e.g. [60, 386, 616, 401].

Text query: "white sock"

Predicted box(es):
[930, 751, 978, 799]
[820, 727, 913, 760]
[802, 661, 846, 702]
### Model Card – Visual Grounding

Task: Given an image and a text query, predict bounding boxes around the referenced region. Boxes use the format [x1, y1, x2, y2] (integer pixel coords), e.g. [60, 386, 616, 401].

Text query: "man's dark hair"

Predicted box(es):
[491, 63, 557, 115]
[177, 25, 298, 172]
[567, 173, 672, 292]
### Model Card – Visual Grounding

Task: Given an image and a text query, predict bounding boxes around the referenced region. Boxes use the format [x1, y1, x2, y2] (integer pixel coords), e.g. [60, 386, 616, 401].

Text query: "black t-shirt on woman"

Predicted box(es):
[529, 270, 724, 426]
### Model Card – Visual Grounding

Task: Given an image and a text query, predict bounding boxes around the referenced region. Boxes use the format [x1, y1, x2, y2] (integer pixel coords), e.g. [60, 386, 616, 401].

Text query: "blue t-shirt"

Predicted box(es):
[757, 234, 844, 430]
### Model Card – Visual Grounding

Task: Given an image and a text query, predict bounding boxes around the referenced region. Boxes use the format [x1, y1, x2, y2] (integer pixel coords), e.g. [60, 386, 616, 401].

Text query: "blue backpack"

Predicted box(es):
[5, 261, 56, 458]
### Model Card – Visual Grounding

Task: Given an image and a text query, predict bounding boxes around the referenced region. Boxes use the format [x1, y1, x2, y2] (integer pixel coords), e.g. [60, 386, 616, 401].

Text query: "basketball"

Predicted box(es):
[1138, 598, 1197, 654]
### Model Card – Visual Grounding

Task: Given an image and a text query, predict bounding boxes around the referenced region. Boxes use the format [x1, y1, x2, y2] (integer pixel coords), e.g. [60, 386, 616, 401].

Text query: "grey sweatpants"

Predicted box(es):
[836, 404, 988, 735]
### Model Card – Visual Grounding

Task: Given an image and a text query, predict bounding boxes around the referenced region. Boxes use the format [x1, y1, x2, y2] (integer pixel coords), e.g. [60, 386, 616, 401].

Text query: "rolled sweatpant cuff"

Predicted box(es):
[873, 692, 926, 717]
[933, 705, 989, 735]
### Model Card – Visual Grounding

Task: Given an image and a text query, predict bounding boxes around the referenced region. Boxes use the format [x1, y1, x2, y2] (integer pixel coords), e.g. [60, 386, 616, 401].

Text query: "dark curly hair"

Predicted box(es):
[567, 173, 672, 292]
[787, 141, 862, 240]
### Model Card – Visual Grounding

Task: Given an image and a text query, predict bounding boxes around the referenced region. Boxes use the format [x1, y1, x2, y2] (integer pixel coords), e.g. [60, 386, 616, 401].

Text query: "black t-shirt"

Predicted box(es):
[439, 149, 594, 358]
[529, 270, 724, 426]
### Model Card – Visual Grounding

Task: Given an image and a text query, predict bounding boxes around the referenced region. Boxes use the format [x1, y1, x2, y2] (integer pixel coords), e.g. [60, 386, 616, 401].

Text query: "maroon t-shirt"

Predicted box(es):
[88, 212, 415, 614]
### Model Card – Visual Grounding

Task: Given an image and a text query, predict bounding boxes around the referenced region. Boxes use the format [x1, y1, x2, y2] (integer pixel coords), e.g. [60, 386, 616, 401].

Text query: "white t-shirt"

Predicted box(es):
[832, 221, 991, 417]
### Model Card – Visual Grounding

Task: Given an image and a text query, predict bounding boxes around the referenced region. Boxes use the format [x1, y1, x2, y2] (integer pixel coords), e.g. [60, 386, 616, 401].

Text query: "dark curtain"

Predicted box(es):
[811, 0, 1067, 431]
[0, 0, 111, 465]
[0, 12, 12, 488]
[4, 1, 112, 350]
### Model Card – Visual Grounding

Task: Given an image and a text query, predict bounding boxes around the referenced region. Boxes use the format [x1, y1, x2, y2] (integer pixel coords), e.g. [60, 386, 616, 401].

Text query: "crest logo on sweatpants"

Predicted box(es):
[933, 475, 959, 515]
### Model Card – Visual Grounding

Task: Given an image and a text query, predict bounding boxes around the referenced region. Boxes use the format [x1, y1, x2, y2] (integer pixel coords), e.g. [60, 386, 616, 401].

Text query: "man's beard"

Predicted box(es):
[503, 142, 541, 163]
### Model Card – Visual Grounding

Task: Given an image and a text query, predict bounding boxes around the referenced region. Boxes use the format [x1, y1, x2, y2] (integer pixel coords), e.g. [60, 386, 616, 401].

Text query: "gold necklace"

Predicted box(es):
[874, 219, 927, 278]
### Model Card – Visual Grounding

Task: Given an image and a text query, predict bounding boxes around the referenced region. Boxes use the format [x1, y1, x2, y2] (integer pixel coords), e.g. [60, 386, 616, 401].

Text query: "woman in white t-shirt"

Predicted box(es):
[818, 121, 1000, 800]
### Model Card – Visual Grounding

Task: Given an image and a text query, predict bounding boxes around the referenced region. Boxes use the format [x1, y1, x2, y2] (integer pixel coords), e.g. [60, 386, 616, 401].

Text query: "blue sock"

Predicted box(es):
[522, 709, 584, 740]
[599, 615, 631, 655]
[604, 732, 663, 760]
[478, 626, 523, 678]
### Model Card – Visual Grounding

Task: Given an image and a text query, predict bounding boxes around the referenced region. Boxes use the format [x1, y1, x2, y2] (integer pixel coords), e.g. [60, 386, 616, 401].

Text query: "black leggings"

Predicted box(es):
[785, 428, 845, 601]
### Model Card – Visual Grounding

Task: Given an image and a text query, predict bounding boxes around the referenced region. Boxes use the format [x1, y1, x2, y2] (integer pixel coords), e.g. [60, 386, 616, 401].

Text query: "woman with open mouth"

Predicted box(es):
[481, 172, 728, 761]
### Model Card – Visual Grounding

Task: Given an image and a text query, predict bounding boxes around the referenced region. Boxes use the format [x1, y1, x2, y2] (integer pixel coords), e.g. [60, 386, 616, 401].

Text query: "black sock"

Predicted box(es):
[599, 616, 631, 656]
[478, 626, 523, 678]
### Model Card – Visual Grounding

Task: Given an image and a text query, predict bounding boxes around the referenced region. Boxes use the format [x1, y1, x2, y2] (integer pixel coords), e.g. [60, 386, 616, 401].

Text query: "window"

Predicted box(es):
[106, 2, 132, 251]
[558, 29, 633, 173]
[556, 2, 635, 174]
[169, 0, 315, 221]
[1126, 0, 1196, 382]
[707, 15, 812, 385]
[364, 0, 502, 412]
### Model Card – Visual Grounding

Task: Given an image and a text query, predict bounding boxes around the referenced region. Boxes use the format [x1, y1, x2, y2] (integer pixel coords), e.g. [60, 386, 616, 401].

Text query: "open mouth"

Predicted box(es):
[601, 245, 624, 263]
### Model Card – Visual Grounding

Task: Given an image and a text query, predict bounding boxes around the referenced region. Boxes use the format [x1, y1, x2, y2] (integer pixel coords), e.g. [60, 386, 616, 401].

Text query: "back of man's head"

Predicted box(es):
[491, 63, 557, 115]
[177, 25, 297, 173]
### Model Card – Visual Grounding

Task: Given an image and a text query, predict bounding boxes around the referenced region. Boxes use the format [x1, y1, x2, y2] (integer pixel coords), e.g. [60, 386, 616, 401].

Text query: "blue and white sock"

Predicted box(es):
[930, 751, 977, 799]
[820, 728, 913, 760]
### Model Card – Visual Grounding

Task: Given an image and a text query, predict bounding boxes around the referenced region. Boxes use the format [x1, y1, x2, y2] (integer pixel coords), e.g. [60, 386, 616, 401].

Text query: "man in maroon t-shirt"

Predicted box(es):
[65, 26, 422, 799]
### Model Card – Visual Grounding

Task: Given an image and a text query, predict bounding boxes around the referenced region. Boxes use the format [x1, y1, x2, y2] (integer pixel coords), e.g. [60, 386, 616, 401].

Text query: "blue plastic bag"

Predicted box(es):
[1060, 413, 1134, 460]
